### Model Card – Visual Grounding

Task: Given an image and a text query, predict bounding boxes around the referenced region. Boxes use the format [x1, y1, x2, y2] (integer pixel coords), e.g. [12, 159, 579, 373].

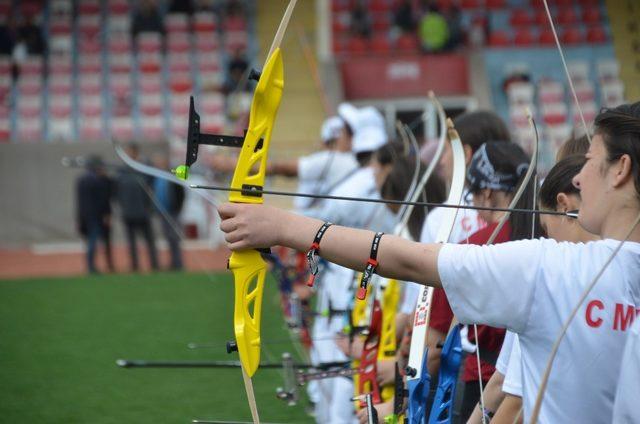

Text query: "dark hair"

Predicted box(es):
[453, 111, 511, 154]
[556, 134, 589, 161]
[380, 155, 446, 240]
[469, 142, 541, 241]
[594, 102, 640, 198]
[375, 142, 405, 166]
[538, 155, 585, 210]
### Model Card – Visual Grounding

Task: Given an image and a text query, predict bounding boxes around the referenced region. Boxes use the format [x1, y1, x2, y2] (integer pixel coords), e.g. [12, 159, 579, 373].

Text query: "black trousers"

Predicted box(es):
[124, 218, 159, 271]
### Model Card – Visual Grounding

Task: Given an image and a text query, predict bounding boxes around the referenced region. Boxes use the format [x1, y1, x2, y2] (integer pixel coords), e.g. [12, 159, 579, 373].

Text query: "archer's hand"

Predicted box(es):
[376, 358, 396, 386]
[357, 399, 394, 424]
[219, 203, 286, 250]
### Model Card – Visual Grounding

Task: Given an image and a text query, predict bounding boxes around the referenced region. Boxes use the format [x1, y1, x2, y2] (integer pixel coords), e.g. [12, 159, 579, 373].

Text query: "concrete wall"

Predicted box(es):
[0, 142, 166, 248]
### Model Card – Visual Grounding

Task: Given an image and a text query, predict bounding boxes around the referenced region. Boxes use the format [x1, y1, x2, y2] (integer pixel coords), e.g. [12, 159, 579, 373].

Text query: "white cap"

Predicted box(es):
[320, 116, 344, 143]
[337, 102, 360, 132]
[352, 106, 388, 153]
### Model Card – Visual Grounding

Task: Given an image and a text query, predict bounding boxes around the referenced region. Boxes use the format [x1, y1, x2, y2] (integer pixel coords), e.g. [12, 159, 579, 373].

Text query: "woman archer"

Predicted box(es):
[218, 102, 640, 423]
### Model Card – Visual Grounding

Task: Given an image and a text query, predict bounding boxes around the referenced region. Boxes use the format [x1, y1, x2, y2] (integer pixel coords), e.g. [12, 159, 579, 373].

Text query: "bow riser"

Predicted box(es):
[358, 299, 383, 407]
[230, 49, 284, 204]
[378, 278, 400, 402]
[428, 326, 462, 424]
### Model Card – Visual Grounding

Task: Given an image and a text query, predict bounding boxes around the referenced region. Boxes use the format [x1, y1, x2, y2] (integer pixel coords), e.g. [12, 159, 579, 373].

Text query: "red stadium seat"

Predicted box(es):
[488, 31, 510, 47]
[49, 96, 73, 119]
[582, 7, 601, 24]
[561, 27, 583, 44]
[347, 36, 368, 54]
[194, 12, 218, 33]
[538, 28, 556, 45]
[170, 75, 192, 94]
[139, 75, 163, 94]
[168, 54, 191, 73]
[557, 8, 577, 25]
[372, 13, 391, 31]
[167, 13, 190, 33]
[108, 0, 129, 15]
[371, 35, 390, 53]
[331, 0, 351, 13]
[396, 34, 419, 52]
[510, 9, 532, 27]
[514, 28, 535, 46]
[486, 0, 505, 8]
[533, 10, 548, 26]
[460, 0, 481, 9]
[168, 33, 191, 53]
[371, 0, 393, 12]
[224, 16, 247, 32]
[78, 1, 100, 15]
[586, 26, 607, 43]
[79, 97, 103, 118]
[49, 76, 73, 95]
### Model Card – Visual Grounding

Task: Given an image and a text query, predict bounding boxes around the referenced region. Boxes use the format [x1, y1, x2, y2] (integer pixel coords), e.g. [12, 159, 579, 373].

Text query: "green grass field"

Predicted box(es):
[0, 272, 313, 423]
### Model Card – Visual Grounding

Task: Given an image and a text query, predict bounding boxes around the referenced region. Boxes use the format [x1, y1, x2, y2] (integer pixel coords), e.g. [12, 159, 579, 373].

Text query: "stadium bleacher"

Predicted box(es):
[0, 0, 256, 143]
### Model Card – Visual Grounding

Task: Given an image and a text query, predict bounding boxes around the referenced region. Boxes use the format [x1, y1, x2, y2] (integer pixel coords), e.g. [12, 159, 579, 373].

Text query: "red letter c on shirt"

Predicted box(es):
[586, 300, 604, 328]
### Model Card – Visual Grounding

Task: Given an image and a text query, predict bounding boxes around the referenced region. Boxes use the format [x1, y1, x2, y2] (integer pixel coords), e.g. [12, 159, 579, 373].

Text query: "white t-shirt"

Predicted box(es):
[495, 330, 514, 375]
[504, 332, 523, 396]
[295, 150, 358, 210]
[303, 166, 396, 232]
[438, 238, 640, 423]
[400, 201, 485, 314]
[612, 317, 640, 423]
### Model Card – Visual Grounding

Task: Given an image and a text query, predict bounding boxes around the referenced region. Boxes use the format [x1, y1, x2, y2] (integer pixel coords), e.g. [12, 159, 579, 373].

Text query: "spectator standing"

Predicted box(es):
[132, 0, 165, 37]
[115, 143, 159, 272]
[418, 3, 450, 52]
[350, 0, 372, 38]
[17, 15, 44, 54]
[75, 156, 114, 274]
[152, 154, 185, 271]
[394, 0, 415, 34]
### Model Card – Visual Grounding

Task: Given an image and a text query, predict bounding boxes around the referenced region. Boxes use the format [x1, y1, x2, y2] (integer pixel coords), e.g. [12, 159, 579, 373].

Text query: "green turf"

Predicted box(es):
[0, 272, 313, 423]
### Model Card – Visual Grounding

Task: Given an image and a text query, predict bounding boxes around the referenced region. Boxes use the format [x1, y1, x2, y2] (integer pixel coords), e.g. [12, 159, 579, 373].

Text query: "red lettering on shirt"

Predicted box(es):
[614, 304, 639, 331]
[586, 300, 604, 328]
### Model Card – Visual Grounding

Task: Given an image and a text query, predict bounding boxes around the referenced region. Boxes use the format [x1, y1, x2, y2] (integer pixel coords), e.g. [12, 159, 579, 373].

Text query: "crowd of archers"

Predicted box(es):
[215, 100, 640, 424]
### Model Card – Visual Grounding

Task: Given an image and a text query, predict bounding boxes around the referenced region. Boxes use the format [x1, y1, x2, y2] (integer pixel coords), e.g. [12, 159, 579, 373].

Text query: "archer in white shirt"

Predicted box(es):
[218, 102, 640, 423]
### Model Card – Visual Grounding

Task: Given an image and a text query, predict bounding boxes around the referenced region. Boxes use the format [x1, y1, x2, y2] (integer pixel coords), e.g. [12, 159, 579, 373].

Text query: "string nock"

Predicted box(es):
[173, 165, 189, 180]
[226, 340, 238, 354]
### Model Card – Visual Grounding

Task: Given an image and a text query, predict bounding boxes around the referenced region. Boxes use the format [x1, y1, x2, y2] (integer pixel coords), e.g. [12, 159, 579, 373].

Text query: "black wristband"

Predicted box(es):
[356, 232, 384, 300]
[305, 222, 332, 287]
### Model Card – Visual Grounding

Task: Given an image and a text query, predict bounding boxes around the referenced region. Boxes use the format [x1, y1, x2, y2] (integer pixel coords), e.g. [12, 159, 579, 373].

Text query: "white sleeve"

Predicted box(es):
[297, 152, 327, 182]
[495, 330, 515, 375]
[400, 282, 421, 314]
[612, 319, 640, 423]
[502, 334, 523, 396]
[437, 239, 548, 333]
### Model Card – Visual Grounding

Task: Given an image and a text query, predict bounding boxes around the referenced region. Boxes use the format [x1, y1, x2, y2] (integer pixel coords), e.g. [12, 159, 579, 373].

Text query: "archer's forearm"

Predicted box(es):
[279, 211, 442, 286]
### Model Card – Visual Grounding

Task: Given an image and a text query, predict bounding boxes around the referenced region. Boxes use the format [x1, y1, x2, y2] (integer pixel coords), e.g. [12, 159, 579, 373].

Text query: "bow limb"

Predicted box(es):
[113, 141, 221, 208]
[541, 0, 591, 142]
[406, 119, 466, 424]
[397, 91, 447, 232]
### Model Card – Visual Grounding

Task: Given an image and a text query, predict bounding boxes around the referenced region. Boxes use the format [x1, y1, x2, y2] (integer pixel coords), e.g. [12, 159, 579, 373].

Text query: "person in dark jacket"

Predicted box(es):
[76, 155, 114, 274]
[152, 153, 185, 270]
[115, 143, 159, 272]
